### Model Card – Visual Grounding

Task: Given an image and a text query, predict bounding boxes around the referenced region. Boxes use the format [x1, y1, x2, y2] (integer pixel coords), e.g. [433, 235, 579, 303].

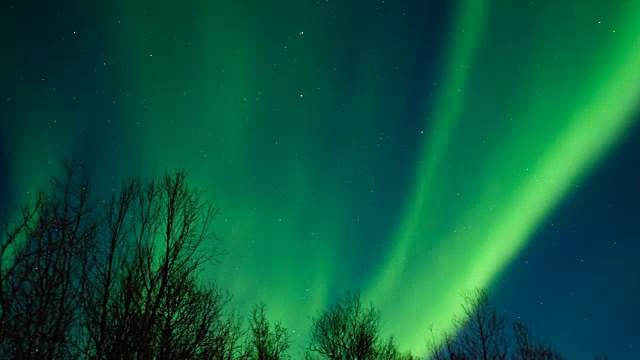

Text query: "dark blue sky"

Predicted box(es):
[494, 117, 640, 359]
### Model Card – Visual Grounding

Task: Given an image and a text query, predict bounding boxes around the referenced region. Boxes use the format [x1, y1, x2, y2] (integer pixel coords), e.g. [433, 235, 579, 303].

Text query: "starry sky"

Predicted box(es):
[2, 0, 640, 358]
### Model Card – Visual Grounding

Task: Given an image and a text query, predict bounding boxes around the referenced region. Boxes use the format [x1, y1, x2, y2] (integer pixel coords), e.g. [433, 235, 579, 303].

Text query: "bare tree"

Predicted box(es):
[0, 189, 43, 349]
[0, 161, 98, 359]
[426, 325, 469, 360]
[427, 289, 507, 360]
[77, 169, 235, 360]
[76, 177, 139, 359]
[511, 320, 564, 360]
[0, 163, 241, 359]
[376, 336, 416, 360]
[204, 309, 248, 360]
[246, 302, 290, 360]
[307, 290, 403, 360]
[456, 288, 508, 360]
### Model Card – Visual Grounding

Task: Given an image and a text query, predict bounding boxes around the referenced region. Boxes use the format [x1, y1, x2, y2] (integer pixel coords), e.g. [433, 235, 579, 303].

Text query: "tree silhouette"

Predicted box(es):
[78, 169, 240, 359]
[0, 161, 98, 359]
[0, 186, 42, 351]
[306, 290, 407, 360]
[246, 302, 290, 360]
[511, 320, 564, 360]
[427, 289, 508, 360]
[76, 176, 138, 359]
[0, 163, 244, 359]
[426, 328, 465, 360]
[455, 288, 508, 360]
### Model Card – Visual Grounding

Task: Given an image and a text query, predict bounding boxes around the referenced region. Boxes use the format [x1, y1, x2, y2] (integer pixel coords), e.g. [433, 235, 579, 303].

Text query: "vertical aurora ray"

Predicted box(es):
[95, 0, 420, 339]
[364, 0, 490, 304]
[101, 0, 336, 333]
[365, 0, 640, 354]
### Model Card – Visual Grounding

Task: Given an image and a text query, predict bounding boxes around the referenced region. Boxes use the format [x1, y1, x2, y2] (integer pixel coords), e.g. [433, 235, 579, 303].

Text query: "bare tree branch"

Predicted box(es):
[307, 290, 406, 360]
[246, 302, 290, 360]
[511, 320, 564, 360]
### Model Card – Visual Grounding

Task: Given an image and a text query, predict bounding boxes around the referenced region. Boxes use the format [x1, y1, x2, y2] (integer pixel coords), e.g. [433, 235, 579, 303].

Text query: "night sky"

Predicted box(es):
[2, 0, 640, 358]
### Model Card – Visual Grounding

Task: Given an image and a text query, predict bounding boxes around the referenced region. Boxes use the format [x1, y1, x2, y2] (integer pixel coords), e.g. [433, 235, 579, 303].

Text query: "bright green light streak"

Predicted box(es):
[365, 0, 490, 301]
[366, 1, 640, 355]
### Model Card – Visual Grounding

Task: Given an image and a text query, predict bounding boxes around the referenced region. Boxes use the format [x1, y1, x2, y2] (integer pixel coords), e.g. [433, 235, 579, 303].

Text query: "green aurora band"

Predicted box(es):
[5, 0, 640, 356]
[366, 0, 640, 352]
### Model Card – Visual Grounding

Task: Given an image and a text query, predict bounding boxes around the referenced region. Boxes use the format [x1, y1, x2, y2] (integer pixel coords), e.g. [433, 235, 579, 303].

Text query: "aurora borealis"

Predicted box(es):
[2, 0, 640, 358]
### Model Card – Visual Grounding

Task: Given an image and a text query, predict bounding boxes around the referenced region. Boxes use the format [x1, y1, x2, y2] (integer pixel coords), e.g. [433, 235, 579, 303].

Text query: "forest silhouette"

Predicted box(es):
[0, 161, 609, 360]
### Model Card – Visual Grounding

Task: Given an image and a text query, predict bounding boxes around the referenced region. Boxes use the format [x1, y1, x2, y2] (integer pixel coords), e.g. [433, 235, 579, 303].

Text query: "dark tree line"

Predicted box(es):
[305, 291, 414, 360]
[426, 289, 565, 360]
[0, 162, 257, 359]
[0, 162, 610, 359]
